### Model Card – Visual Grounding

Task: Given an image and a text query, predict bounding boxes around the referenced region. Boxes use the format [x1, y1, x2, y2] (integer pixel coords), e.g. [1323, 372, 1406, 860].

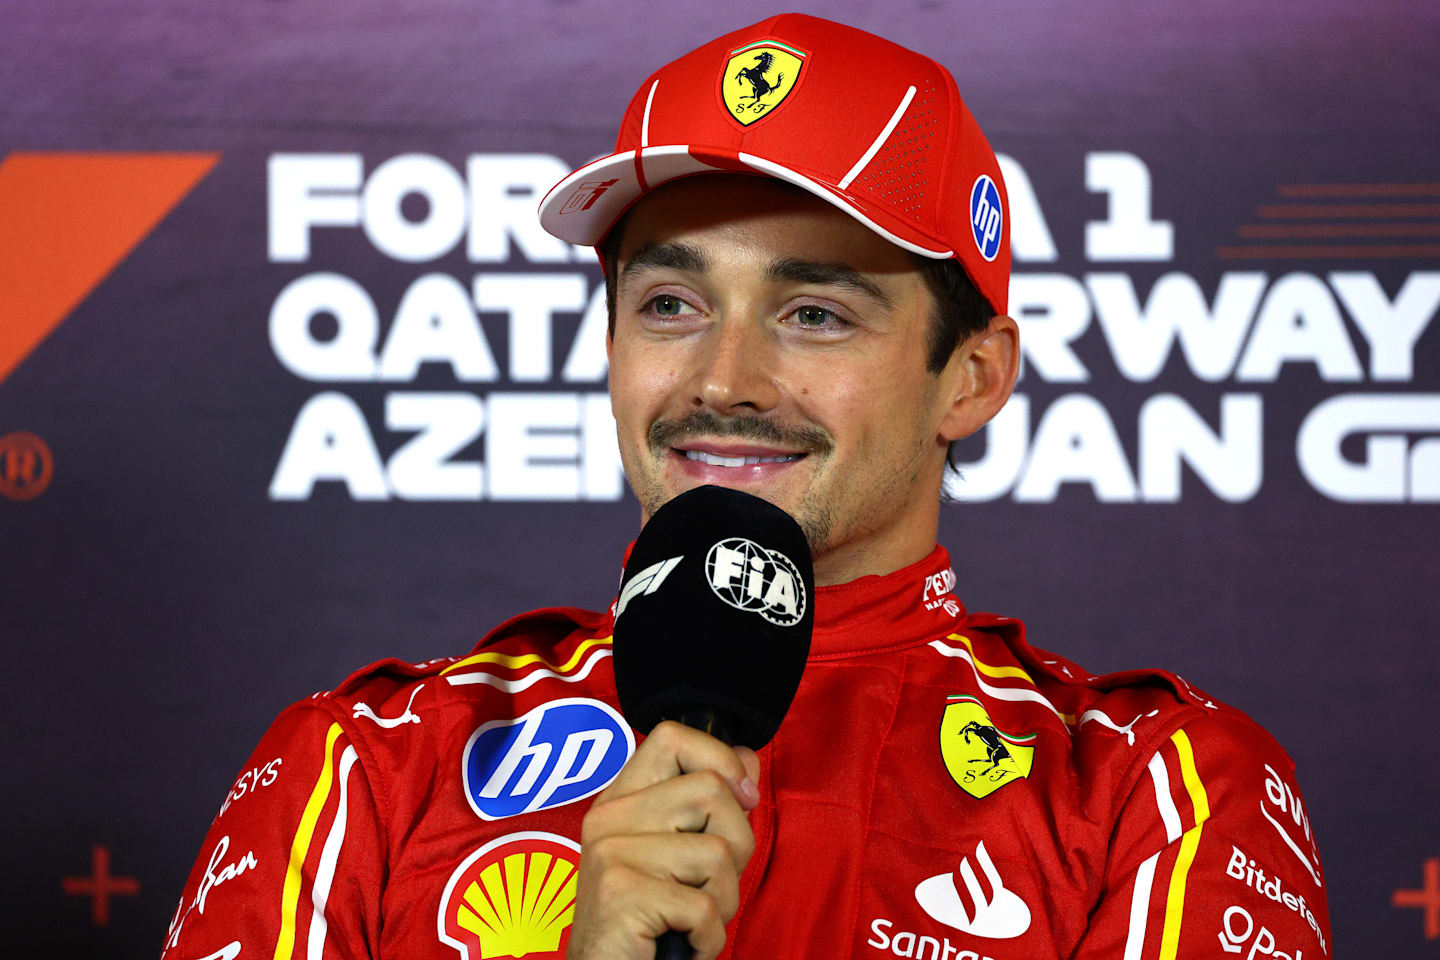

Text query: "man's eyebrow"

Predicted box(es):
[766, 257, 894, 309]
[617, 241, 709, 288]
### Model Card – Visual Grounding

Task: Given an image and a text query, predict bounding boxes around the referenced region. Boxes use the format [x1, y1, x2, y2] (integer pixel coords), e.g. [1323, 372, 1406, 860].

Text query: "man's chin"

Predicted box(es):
[640, 472, 831, 556]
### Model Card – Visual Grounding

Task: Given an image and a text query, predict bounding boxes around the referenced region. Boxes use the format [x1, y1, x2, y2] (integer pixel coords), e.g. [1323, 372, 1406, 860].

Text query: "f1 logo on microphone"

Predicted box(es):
[614, 555, 683, 620]
[462, 698, 635, 820]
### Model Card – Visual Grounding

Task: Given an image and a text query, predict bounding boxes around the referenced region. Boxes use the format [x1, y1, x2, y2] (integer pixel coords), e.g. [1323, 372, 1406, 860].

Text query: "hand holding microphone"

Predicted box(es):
[566, 486, 814, 960]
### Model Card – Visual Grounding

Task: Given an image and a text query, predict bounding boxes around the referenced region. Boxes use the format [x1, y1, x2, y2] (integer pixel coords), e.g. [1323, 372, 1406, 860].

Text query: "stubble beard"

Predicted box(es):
[631, 411, 838, 556]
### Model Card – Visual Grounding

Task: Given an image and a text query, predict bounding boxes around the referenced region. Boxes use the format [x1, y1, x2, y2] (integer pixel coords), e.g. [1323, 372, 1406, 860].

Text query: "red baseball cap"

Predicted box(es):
[538, 13, 1010, 314]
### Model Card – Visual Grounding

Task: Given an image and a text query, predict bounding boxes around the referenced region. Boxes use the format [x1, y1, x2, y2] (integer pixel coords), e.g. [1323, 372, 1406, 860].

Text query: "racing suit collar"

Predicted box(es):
[808, 545, 964, 660]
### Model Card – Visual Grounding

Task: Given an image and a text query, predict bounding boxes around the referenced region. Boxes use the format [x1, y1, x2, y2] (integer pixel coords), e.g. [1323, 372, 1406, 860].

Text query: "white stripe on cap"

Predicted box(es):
[740, 151, 953, 258]
[641, 79, 659, 147]
[838, 85, 916, 190]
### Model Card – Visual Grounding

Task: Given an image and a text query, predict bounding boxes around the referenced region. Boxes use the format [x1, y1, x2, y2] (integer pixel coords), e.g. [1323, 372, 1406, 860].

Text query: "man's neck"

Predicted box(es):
[810, 509, 941, 586]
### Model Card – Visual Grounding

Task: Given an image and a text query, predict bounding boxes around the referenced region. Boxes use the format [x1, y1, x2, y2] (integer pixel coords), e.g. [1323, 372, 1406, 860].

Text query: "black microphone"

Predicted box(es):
[611, 484, 815, 959]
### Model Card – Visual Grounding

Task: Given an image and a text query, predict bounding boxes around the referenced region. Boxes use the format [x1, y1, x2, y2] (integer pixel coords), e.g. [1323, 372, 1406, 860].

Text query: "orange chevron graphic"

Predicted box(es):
[0, 152, 219, 384]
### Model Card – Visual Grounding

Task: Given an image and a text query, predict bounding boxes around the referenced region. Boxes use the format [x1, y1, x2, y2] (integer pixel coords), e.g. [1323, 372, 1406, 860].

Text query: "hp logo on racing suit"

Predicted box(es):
[462, 698, 634, 820]
[706, 537, 806, 626]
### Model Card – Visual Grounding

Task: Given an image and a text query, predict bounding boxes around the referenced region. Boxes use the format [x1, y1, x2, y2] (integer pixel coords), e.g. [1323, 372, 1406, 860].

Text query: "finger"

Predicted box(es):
[583, 771, 757, 870]
[584, 832, 741, 920]
[731, 746, 760, 809]
[574, 862, 730, 960]
[600, 721, 752, 801]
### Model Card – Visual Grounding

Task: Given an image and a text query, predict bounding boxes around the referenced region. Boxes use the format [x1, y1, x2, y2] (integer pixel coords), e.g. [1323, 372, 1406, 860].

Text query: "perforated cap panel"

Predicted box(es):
[851, 82, 942, 223]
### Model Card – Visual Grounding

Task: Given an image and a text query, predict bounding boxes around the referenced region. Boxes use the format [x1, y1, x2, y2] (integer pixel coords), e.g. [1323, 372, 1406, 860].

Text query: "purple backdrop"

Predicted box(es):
[2, 1, 1438, 957]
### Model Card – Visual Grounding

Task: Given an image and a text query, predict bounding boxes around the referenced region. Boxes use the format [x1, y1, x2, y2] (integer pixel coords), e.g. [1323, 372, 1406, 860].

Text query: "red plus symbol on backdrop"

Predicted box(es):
[62, 845, 140, 926]
[1394, 856, 1440, 940]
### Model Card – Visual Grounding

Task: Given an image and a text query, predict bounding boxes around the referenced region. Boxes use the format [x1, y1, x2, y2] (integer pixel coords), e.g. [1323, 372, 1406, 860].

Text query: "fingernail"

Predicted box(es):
[736, 776, 760, 809]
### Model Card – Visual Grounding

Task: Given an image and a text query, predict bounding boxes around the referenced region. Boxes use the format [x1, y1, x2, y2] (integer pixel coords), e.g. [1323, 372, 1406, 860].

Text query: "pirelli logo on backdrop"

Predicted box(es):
[263, 152, 1440, 504]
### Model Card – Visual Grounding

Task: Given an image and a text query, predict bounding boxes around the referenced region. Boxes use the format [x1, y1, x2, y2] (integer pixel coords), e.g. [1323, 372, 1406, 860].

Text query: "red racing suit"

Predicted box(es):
[162, 546, 1331, 960]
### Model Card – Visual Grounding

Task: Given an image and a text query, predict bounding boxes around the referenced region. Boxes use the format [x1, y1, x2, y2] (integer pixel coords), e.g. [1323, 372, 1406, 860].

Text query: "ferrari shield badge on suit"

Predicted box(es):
[939, 694, 1036, 799]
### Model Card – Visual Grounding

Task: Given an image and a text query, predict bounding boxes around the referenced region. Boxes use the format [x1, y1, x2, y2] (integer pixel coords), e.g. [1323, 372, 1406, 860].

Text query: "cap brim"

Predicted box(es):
[538, 144, 954, 260]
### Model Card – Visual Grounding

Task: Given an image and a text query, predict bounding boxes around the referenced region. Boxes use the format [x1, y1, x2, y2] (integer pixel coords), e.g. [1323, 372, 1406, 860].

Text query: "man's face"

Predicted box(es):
[607, 175, 973, 582]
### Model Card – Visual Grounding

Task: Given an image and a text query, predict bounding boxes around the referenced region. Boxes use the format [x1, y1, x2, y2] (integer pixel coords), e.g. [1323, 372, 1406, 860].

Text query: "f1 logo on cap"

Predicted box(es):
[969, 175, 1003, 262]
[559, 178, 619, 215]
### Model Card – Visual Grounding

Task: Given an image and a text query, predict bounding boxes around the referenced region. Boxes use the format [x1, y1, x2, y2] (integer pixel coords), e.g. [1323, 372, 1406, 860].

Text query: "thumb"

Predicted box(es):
[731, 746, 761, 809]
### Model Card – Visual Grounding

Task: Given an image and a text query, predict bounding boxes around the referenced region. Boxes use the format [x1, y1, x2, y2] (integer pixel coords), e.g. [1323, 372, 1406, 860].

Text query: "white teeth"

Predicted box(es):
[684, 450, 801, 467]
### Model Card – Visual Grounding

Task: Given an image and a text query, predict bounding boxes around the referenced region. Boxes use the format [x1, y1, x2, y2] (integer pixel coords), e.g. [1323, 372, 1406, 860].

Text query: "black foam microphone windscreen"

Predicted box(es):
[612, 484, 815, 749]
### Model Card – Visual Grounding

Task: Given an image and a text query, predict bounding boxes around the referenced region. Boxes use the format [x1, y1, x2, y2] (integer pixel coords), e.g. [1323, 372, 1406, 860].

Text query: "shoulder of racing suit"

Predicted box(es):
[160, 604, 616, 960]
[954, 614, 1331, 959]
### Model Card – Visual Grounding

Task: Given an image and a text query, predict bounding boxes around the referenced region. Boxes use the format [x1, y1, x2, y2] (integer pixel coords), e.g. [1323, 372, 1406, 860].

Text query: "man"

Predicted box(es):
[164, 14, 1331, 960]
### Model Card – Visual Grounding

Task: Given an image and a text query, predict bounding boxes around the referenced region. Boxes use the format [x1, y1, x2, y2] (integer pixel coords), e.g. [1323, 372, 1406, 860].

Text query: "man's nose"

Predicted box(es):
[692, 316, 780, 415]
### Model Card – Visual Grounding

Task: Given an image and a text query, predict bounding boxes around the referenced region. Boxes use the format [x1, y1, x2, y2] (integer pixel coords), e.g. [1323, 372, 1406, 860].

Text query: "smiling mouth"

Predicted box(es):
[650, 412, 832, 468]
[680, 449, 807, 467]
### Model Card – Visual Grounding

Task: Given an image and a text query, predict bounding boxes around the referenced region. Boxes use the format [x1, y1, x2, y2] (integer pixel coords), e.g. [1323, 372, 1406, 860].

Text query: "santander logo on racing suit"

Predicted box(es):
[868, 841, 1034, 958]
[914, 840, 1031, 939]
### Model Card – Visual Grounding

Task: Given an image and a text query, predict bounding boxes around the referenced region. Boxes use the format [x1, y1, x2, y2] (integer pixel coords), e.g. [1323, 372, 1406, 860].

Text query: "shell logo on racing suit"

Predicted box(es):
[939, 695, 1035, 799]
[462, 698, 634, 820]
[437, 831, 581, 960]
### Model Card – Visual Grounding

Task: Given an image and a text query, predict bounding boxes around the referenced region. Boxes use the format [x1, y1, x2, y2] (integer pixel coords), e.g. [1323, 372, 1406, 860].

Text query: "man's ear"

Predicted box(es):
[937, 314, 1020, 443]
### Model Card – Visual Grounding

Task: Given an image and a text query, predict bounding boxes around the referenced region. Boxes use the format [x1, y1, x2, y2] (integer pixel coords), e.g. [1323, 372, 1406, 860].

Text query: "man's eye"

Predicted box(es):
[645, 295, 690, 317]
[793, 305, 841, 327]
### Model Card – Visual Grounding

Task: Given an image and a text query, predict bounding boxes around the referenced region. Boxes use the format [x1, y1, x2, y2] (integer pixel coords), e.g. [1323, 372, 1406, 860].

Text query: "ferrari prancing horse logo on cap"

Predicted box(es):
[721, 40, 807, 127]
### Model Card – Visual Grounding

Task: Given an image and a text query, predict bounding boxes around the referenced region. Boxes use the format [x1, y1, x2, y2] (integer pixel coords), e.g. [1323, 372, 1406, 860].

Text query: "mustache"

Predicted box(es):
[649, 411, 833, 455]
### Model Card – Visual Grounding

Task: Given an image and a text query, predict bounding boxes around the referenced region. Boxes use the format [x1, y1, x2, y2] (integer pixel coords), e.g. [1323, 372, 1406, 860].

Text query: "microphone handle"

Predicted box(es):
[650, 707, 738, 960]
[655, 931, 693, 960]
[661, 706, 735, 747]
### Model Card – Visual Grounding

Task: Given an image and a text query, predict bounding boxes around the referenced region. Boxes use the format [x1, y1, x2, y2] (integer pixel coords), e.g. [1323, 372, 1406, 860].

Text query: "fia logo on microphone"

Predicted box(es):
[705, 537, 806, 626]
[462, 698, 634, 820]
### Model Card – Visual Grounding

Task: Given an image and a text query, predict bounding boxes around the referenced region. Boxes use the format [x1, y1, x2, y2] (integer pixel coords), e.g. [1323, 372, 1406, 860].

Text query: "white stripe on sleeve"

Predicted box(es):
[306, 745, 358, 960]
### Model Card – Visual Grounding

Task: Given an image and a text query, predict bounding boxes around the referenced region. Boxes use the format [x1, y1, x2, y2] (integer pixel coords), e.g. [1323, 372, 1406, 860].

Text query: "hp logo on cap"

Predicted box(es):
[969, 175, 1003, 263]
